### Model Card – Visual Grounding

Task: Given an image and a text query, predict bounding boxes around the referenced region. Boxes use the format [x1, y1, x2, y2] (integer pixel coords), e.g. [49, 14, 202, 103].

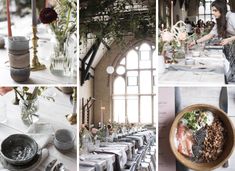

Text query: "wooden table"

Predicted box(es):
[0, 88, 77, 171]
[159, 53, 228, 85]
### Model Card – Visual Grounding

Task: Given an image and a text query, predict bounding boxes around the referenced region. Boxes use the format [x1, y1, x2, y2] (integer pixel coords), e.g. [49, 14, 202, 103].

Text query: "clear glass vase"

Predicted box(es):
[50, 35, 76, 78]
[20, 98, 39, 126]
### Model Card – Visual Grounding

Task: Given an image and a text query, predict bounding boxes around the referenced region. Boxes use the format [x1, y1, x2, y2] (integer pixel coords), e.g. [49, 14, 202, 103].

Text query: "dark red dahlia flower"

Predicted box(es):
[39, 8, 58, 24]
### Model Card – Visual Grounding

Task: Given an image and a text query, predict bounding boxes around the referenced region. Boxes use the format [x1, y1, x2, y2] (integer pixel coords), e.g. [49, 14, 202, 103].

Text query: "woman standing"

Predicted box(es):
[189, 0, 235, 82]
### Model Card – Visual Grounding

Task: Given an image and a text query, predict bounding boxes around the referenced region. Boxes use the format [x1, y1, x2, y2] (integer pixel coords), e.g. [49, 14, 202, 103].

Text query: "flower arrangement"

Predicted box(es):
[39, 0, 77, 50]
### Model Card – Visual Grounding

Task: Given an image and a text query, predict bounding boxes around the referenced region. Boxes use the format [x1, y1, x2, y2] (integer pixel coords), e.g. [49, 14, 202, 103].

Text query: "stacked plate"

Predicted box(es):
[8, 36, 30, 82]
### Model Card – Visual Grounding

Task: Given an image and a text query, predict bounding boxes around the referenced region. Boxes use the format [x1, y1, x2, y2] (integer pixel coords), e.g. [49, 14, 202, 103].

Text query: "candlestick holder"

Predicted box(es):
[66, 87, 77, 125]
[31, 26, 46, 71]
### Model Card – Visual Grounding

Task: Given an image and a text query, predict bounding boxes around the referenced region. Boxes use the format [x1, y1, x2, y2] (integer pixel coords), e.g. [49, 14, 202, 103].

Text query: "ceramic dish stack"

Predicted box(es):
[8, 36, 30, 82]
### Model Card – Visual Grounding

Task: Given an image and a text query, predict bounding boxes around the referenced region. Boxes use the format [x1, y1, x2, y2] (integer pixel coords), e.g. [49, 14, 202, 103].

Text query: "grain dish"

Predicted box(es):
[175, 109, 227, 163]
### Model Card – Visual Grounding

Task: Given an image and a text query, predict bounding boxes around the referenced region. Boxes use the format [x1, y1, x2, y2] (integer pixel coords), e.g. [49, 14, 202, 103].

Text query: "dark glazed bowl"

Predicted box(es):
[0, 134, 38, 165]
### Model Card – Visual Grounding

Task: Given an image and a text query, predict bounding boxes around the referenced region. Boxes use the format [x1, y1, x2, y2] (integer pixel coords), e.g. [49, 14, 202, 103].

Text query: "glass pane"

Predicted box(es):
[140, 57, 151, 68]
[153, 70, 156, 94]
[127, 96, 138, 123]
[140, 51, 150, 60]
[116, 66, 126, 75]
[140, 71, 151, 94]
[114, 77, 125, 94]
[139, 43, 151, 50]
[153, 50, 156, 68]
[113, 97, 125, 123]
[120, 58, 125, 65]
[153, 96, 156, 126]
[140, 96, 152, 124]
[127, 71, 138, 86]
[127, 86, 138, 94]
[126, 50, 138, 69]
[127, 77, 138, 86]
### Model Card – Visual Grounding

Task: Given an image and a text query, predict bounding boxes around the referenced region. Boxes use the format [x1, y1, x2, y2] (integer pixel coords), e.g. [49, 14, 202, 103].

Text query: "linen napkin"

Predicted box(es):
[26, 122, 55, 148]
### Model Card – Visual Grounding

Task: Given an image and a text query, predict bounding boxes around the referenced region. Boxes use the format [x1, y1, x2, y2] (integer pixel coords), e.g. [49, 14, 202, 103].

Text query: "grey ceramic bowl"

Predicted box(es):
[9, 52, 30, 68]
[54, 129, 75, 151]
[8, 36, 29, 51]
[0, 134, 38, 165]
[10, 66, 30, 82]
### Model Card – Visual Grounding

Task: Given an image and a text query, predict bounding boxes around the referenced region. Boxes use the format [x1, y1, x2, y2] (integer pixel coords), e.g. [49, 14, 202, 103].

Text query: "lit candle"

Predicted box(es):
[6, 0, 12, 37]
[31, 0, 37, 26]
[161, 24, 164, 31]
[171, 0, 173, 28]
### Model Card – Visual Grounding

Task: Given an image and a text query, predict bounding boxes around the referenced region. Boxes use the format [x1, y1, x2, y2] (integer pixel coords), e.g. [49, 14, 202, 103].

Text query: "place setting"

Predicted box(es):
[0, 86, 77, 171]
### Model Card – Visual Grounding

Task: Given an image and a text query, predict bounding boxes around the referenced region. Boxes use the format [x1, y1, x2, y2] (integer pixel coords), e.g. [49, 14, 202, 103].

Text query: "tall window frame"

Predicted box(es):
[112, 42, 156, 126]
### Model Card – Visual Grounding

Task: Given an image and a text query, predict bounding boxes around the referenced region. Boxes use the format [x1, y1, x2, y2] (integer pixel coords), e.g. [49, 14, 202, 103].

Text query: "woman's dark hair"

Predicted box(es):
[211, 0, 228, 38]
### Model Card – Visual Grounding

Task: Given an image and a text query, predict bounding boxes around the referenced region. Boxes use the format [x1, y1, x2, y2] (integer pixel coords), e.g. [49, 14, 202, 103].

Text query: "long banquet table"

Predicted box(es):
[79, 130, 155, 171]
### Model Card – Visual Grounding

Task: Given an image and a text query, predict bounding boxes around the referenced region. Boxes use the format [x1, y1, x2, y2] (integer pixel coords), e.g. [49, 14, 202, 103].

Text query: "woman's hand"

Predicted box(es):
[220, 38, 232, 46]
[188, 41, 196, 48]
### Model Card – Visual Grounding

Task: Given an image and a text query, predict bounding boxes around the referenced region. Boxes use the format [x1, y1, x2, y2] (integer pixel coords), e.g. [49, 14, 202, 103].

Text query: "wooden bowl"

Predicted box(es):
[169, 104, 235, 171]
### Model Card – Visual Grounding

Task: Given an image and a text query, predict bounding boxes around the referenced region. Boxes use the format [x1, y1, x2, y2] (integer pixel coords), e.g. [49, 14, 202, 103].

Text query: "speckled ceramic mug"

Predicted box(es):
[54, 129, 75, 151]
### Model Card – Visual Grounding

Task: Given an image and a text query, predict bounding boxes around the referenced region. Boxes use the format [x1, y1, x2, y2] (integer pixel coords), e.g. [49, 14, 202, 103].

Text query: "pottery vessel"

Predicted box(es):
[9, 52, 30, 68]
[10, 66, 30, 82]
[0, 134, 38, 165]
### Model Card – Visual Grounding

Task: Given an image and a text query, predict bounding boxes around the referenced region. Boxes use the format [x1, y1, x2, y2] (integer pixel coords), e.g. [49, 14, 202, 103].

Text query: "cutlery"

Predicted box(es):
[45, 159, 57, 171]
[53, 163, 65, 171]
[219, 87, 229, 168]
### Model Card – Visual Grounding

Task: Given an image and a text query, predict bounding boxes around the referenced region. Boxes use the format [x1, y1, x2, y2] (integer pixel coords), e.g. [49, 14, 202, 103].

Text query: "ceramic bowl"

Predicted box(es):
[0, 134, 38, 165]
[8, 36, 29, 51]
[10, 66, 30, 82]
[169, 104, 235, 171]
[54, 129, 75, 151]
[9, 52, 30, 68]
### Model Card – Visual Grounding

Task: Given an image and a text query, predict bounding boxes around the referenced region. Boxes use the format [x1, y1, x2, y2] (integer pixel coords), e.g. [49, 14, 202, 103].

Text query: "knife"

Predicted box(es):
[45, 159, 57, 171]
[219, 87, 229, 168]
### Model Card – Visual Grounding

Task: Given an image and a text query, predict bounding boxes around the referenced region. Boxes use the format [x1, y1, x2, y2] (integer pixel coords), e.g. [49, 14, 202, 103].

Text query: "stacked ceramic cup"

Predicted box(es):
[8, 36, 30, 82]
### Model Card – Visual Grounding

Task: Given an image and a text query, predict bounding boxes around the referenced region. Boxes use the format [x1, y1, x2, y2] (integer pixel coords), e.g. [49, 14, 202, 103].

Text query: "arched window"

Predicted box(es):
[112, 42, 156, 125]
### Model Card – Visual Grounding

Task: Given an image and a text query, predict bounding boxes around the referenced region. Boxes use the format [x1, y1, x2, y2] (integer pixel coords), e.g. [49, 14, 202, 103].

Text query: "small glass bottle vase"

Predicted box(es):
[50, 36, 75, 78]
[20, 98, 39, 126]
